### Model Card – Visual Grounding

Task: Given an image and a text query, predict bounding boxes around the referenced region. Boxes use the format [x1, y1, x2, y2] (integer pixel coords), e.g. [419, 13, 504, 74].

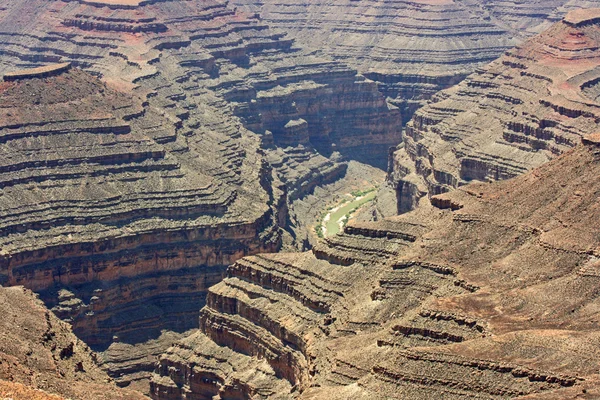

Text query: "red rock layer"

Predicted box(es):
[388, 9, 600, 213]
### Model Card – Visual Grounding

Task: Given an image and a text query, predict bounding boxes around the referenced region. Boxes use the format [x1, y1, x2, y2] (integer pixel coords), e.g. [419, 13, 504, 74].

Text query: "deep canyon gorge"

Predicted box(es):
[0, 1, 600, 399]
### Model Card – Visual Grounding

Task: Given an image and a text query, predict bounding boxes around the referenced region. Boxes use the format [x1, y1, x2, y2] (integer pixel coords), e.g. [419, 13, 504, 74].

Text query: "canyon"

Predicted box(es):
[148, 8, 600, 400]
[390, 5, 600, 213]
[0, 1, 599, 400]
[153, 129, 600, 399]
[0, 0, 400, 392]
[232, 0, 600, 121]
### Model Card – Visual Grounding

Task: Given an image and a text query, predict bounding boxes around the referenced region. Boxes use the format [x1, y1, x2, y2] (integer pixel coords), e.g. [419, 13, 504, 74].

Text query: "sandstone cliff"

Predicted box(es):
[389, 9, 600, 213]
[0, 64, 283, 389]
[0, 0, 402, 390]
[231, 0, 600, 121]
[0, 0, 400, 168]
[0, 285, 147, 400]
[150, 128, 600, 399]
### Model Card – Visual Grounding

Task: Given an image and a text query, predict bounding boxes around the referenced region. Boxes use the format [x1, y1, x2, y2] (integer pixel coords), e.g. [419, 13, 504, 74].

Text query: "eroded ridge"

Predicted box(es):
[0, 0, 401, 169]
[230, 0, 600, 122]
[0, 285, 147, 400]
[3, 62, 72, 81]
[388, 9, 600, 213]
[0, 66, 280, 390]
[152, 133, 600, 399]
[0, 0, 403, 389]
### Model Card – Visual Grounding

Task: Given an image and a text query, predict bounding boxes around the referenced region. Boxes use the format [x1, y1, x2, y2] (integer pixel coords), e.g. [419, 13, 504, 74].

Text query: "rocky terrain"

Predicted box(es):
[150, 118, 600, 400]
[388, 7, 600, 213]
[0, 64, 281, 390]
[0, 0, 401, 168]
[0, 285, 146, 400]
[146, 9, 600, 400]
[2, 1, 600, 399]
[232, 0, 600, 122]
[0, 0, 401, 391]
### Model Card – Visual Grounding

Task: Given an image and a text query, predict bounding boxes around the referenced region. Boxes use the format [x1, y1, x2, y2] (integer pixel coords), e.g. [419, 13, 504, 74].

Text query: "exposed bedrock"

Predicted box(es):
[0, 66, 282, 390]
[231, 0, 600, 122]
[0, 0, 402, 391]
[151, 132, 600, 399]
[387, 9, 600, 214]
[0, 285, 146, 400]
[0, 0, 401, 169]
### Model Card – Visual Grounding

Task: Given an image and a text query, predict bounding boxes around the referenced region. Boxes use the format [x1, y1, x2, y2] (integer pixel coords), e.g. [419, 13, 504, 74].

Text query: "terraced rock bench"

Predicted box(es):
[3, 62, 71, 81]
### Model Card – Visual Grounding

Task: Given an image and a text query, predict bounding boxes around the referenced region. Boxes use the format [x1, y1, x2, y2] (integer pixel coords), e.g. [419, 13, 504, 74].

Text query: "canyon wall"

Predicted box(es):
[0, 0, 400, 169]
[388, 8, 600, 213]
[0, 285, 147, 400]
[0, 0, 402, 390]
[150, 119, 600, 400]
[231, 0, 600, 121]
[0, 65, 282, 390]
[148, 12, 600, 399]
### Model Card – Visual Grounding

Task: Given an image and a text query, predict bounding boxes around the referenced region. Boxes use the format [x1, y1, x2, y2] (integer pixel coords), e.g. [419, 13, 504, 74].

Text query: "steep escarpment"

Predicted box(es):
[0, 0, 401, 390]
[0, 65, 280, 390]
[0, 285, 146, 400]
[0, 0, 400, 169]
[151, 129, 600, 399]
[389, 9, 600, 213]
[231, 0, 600, 122]
[231, 0, 518, 121]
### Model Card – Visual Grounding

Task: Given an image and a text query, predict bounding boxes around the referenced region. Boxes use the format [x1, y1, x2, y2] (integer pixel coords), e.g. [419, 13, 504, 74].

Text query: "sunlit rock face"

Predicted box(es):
[152, 111, 600, 400]
[231, 0, 600, 122]
[149, 12, 600, 400]
[389, 7, 600, 213]
[0, 0, 403, 389]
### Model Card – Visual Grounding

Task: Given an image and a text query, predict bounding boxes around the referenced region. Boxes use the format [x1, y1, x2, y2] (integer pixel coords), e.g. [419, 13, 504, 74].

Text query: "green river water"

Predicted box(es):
[324, 191, 377, 236]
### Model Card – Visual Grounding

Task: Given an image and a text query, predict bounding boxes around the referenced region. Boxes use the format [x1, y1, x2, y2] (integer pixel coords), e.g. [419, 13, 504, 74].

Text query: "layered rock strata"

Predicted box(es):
[389, 9, 600, 213]
[0, 285, 146, 400]
[231, 0, 600, 121]
[0, 0, 401, 390]
[0, 65, 280, 390]
[0, 0, 400, 169]
[151, 130, 600, 399]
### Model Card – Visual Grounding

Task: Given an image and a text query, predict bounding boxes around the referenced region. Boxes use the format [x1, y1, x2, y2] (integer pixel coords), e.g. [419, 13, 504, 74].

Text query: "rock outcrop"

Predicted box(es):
[0, 65, 281, 389]
[231, 0, 600, 121]
[0, 285, 146, 400]
[0, 0, 401, 169]
[389, 9, 600, 213]
[150, 128, 600, 399]
[0, 0, 401, 389]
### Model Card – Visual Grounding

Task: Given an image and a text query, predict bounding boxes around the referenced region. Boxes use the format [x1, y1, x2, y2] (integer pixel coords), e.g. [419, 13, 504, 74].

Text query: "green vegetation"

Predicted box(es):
[350, 187, 377, 198]
[325, 190, 376, 236]
[314, 211, 327, 238]
[314, 187, 379, 239]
